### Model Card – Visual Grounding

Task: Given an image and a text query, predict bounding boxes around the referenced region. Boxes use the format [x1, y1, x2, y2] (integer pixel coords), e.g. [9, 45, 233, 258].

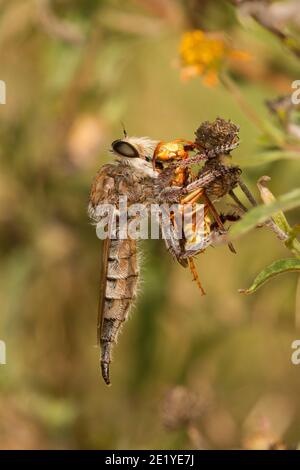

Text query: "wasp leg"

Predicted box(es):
[203, 192, 237, 254]
[178, 188, 210, 293]
[179, 188, 209, 254]
[188, 257, 206, 296]
[180, 188, 204, 204]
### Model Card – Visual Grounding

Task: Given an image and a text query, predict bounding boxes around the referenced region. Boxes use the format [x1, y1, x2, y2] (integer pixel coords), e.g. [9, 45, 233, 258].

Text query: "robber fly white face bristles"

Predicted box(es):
[111, 136, 159, 179]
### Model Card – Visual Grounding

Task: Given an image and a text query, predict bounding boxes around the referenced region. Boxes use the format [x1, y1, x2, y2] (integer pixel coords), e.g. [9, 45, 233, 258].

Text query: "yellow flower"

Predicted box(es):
[179, 30, 251, 86]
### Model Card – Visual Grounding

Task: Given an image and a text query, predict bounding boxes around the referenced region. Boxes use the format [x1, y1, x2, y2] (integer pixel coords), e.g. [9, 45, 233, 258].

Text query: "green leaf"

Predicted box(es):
[229, 188, 300, 239]
[257, 176, 291, 234]
[284, 36, 300, 55]
[286, 224, 300, 257]
[239, 258, 300, 295]
[238, 150, 300, 167]
[259, 119, 286, 147]
[254, 150, 300, 165]
[289, 224, 300, 239]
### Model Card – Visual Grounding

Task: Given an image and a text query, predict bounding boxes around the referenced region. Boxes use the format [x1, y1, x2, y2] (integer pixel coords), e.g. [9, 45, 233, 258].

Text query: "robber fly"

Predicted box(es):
[88, 134, 159, 385]
[88, 119, 256, 385]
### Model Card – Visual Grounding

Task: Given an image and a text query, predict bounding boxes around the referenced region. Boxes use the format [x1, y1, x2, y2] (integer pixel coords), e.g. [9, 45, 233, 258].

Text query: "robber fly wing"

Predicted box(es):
[89, 165, 117, 383]
[97, 237, 110, 344]
[89, 164, 140, 385]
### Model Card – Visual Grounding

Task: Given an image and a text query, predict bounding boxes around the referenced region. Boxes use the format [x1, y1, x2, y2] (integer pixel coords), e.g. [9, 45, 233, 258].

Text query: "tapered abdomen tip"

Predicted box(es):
[101, 361, 111, 386]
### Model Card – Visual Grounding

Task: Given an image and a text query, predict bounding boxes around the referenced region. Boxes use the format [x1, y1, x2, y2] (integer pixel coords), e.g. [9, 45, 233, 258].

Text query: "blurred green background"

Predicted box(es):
[0, 0, 300, 450]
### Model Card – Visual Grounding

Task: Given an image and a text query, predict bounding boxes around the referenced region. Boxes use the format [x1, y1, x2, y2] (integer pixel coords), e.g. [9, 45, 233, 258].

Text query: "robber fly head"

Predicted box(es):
[111, 136, 159, 178]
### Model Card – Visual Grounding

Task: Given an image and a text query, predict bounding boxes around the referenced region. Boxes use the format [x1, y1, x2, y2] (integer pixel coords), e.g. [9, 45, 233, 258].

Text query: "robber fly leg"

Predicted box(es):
[231, 185, 288, 241]
[162, 231, 188, 267]
[238, 178, 258, 207]
[159, 205, 188, 267]
[210, 212, 241, 231]
[177, 152, 207, 168]
[157, 185, 185, 204]
[185, 172, 218, 193]
[229, 189, 248, 213]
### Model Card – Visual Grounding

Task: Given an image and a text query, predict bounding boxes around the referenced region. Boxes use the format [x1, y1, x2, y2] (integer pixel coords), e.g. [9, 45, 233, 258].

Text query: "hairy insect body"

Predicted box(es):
[100, 238, 139, 385]
[197, 160, 242, 201]
[153, 139, 195, 187]
[89, 153, 158, 385]
[153, 140, 240, 255]
[89, 119, 250, 384]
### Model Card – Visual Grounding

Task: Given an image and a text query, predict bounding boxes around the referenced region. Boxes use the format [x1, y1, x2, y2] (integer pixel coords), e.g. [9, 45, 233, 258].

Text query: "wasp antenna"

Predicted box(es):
[121, 121, 128, 138]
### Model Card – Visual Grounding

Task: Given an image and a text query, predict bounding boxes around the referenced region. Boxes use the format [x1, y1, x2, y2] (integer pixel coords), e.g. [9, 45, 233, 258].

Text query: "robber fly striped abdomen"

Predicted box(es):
[99, 238, 139, 385]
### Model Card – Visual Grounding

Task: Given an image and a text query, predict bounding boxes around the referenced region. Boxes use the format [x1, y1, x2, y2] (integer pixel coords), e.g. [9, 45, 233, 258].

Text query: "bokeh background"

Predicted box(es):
[0, 0, 300, 450]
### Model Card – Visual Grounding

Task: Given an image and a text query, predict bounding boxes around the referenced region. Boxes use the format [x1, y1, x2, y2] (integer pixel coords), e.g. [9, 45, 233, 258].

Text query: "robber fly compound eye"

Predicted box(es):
[111, 140, 139, 158]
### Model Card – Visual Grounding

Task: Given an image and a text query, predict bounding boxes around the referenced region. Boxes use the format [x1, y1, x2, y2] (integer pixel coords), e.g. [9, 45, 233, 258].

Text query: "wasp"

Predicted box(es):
[89, 118, 256, 385]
